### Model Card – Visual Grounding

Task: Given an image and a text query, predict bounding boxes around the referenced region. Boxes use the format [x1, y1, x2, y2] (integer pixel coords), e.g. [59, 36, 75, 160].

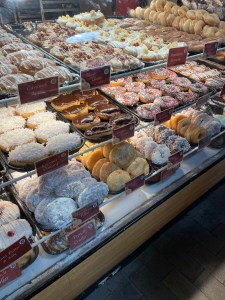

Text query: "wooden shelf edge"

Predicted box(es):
[31, 158, 225, 300]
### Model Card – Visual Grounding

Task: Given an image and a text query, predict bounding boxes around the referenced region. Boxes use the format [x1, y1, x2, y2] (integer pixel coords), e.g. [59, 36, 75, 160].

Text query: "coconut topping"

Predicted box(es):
[34, 120, 69, 141]
[0, 116, 26, 134]
[0, 106, 15, 117]
[46, 132, 81, 154]
[0, 128, 35, 151]
[16, 102, 46, 115]
[27, 111, 56, 128]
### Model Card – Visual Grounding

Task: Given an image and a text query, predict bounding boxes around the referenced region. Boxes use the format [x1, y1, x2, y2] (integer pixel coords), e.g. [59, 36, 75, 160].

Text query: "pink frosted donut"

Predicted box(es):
[172, 77, 192, 90]
[101, 86, 126, 97]
[139, 88, 162, 103]
[149, 79, 166, 89]
[154, 96, 179, 110]
[136, 103, 161, 119]
[125, 82, 145, 93]
[135, 72, 152, 83]
[175, 91, 198, 105]
[161, 84, 181, 97]
[115, 92, 139, 106]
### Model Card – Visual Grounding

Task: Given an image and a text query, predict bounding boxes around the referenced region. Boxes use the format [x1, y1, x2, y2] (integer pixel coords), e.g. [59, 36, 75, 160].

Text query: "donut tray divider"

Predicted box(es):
[1, 181, 40, 269]
[5, 171, 106, 255]
[0, 104, 85, 173]
[48, 91, 140, 143]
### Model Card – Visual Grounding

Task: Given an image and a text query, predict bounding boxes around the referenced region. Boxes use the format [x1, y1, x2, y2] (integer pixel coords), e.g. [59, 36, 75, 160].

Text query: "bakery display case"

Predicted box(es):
[1, 1, 225, 299]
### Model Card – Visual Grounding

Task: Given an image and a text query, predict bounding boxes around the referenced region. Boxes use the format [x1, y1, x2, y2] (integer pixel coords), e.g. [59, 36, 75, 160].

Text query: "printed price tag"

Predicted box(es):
[154, 108, 173, 125]
[18, 76, 59, 104]
[112, 122, 135, 144]
[35, 150, 68, 177]
[0, 237, 31, 271]
[161, 166, 178, 181]
[125, 174, 145, 194]
[68, 219, 96, 251]
[195, 94, 210, 108]
[72, 202, 99, 223]
[167, 46, 188, 67]
[80, 65, 111, 90]
[198, 135, 212, 150]
[220, 83, 225, 97]
[203, 42, 218, 59]
[168, 151, 183, 167]
[0, 264, 21, 288]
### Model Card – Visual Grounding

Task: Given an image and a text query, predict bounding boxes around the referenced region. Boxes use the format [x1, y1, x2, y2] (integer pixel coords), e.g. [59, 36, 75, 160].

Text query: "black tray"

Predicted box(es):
[49, 92, 140, 143]
[0, 105, 85, 173]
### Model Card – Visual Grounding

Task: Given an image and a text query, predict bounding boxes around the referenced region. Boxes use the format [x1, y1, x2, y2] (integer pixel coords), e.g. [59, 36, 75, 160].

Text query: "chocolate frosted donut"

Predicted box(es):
[61, 103, 88, 120]
[94, 104, 120, 120]
[85, 122, 113, 138]
[84, 95, 109, 110]
[72, 113, 100, 131]
[109, 113, 136, 128]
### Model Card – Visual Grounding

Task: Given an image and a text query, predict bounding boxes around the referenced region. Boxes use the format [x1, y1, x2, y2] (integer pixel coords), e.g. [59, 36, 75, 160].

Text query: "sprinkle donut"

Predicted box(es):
[135, 72, 152, 83]
[149, 68, 170, 80]
[149, 79, 166, 89]
[175, 91, 198, 105]
[154, 96, 179, 110]
[189, 83, 209, 94]
[172, 77, 192, 90]
[139, 88, 162, 103]
[165, 69, 178, 81]
[125, 82, 145, 93]
[101, 86, 126, 97]
[161, 84, 181, 97]
[115, 92, 139, 106]
[136, 103, 161, 119]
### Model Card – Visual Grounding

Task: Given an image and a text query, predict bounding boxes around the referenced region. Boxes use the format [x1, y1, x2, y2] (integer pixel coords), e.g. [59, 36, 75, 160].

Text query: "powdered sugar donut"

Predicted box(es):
[125, 82, 145, 93]
[25, 188, 53, 212]
[149, 79, 166, 89]
[77, 182, 109, 207]
[38, 167, 68, 194]
[161, 84, 180, 97]
[115, 92, 139, 106]
[139, 88, 162, 103]
[150, 144, 171, 166]
[66, 160, 84, 174]
[136, 103, 161, 119]
[55, 180, 85, 199]
[0, 200, 20, 225]
[154, 96, 179, 110]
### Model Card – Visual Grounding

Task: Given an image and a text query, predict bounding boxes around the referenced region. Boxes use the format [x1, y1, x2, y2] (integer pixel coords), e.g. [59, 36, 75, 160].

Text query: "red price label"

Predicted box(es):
[67, 219, 96, 251]
[167, 46, 188, 67]
[0, 237, 31, 271]
[35, 150, 68, 177]
[195, 94, 210, 108]
[80, 65, 111, 90]
[161, 166, 177, 181]
[198, 135, 211, 150]
[125, 173, 145, 193]
[168, 151, 183, 167]
[112, 122, 135, 144]
[220, 83, 225, 97]
[18, 76, 59, 104]
[155, 108, 173, 125]
[0, 264, 21, 288]
[203, 42, 218, 58]
[72, 202, 99, 223]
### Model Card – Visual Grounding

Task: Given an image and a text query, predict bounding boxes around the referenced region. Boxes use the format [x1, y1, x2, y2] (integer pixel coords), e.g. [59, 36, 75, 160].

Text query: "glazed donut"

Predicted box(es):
[194, 20, 205, 35]
[164, 1, 176, 12]
[183, 19, 192, 33]
[186, 10, 196, 20]
[154, 96, 179, 110]
[115, 92, 139, 107]
[136, 103, 161, 119]
[170, 114, 187, 131]
[99, 161, 120, 183]
[127, 157, 149, 178]
[139, 88, 162, 103]
[177, 118, 191, 136]
[144, 8, 150, 20]
[103, 142, 114, 158]
[185, 124, 207, 144]
[171, 5, 179, 16]
[167, 14, 175, 27]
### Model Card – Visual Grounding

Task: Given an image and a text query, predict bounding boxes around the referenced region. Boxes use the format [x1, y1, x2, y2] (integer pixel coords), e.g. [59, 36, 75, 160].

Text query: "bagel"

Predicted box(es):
[144, 8, 151, 20]
[203, 13, 219, 26]
[171, 5, 179, 15]
[194, 20, 205, 35]
[183, 19, 192, 33]
[177, 118, 191, 136]
[129, 9, 136, 18]
[164, 1, 176, 12]
[166, 14, 175, 27]
[149, 10, 157, 22]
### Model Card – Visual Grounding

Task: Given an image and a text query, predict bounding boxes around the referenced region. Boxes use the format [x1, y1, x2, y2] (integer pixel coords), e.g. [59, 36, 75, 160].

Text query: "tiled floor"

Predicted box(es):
[83, 178, 225, 300]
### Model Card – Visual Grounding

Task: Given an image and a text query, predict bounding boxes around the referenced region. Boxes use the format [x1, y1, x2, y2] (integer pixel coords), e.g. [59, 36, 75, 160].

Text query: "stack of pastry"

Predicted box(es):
[164, 107, 221, 143]
[79, 141, 149, 192]
[130, 0, 225, 43]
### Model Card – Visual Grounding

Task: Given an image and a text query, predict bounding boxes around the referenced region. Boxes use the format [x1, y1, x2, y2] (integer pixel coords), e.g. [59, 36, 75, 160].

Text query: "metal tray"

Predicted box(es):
[49, 92, 140, 143]
[0, 105, 85, 173]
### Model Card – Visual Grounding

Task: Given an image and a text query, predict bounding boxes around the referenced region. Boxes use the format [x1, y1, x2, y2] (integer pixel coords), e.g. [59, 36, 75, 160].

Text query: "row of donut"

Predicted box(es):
[0, 103, 82, 167]
[130, 0, 225, 41]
